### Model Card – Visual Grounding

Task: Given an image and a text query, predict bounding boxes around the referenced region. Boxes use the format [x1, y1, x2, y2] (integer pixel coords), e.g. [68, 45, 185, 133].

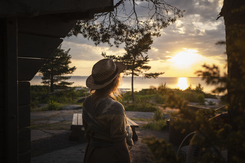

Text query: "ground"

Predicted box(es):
[130, 128, 169, 163]
[31, 114, 170, 163]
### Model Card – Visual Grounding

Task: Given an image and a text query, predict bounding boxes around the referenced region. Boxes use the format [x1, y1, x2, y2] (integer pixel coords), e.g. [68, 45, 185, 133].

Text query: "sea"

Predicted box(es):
[31, 76, 218, 94]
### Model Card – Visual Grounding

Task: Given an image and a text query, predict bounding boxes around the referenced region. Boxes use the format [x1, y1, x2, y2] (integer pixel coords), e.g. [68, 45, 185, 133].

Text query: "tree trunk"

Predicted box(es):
[220, 0, 245, 162]
[131, 69, 135, 102]
[50, 59, 54, 93]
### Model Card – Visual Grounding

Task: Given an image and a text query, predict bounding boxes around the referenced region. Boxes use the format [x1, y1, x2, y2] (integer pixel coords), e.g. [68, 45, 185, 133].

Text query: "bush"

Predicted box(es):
[197, 94, 205, 104]
[153, 109, 163, 121]
[124, 102, 157, 112]
[142, 136, 182, 163]
[142, 119, 167, 130]
[155, 93, 166, 104]
[45, 99, 61, 110]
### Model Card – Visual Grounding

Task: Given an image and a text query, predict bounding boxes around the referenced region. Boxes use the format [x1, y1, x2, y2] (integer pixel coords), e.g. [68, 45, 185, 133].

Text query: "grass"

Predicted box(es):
[142, 119, 167, 131]
[30, 83, 219, 112]
[30, 121, 71, 130]
[140, 109, 168, 131]
[30, 85, 89, 111]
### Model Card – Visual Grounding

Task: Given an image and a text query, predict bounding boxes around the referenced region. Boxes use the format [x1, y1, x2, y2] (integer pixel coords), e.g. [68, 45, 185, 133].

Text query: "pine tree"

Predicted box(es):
[39, 46, 76, 92]
[103, 33, 164, 102]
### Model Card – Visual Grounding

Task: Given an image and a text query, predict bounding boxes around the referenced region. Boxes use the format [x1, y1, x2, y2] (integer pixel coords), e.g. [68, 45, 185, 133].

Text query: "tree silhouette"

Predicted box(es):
[68, 0, 184, 47]
[218, 1, 245, 161]
[39, 46, 76, 93]
[103, 33, 164, 102]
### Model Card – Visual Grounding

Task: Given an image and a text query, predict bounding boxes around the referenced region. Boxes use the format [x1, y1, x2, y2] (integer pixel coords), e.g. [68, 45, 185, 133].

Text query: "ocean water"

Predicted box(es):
[31, 76, 217, 94]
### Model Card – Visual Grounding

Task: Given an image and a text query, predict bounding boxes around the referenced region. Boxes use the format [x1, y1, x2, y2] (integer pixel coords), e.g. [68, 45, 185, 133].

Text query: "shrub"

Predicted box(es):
[45, 99, 61, 110]
[153, 109, 163, 121]
[155, 93, 166, 104]
[142, 136, 183, 163]
[207, 100, 216, 105]
[197, 94, 205, 104]
[124, 102, 157, 112]
[142, 119, 167, 130]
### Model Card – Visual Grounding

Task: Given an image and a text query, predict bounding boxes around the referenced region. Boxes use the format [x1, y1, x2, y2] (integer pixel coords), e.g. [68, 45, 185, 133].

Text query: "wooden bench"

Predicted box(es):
[69, 113, 84, 141]
[69, 113, 139, 142]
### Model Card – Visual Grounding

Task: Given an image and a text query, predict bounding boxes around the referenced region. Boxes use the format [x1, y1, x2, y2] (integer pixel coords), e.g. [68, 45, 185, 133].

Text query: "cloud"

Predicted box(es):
[60, 0, 226, 77]
[61, 40, 126, 61]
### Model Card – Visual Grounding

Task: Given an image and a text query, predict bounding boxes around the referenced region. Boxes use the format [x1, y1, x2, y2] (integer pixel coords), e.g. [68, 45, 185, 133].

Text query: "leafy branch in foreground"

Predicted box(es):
[142, 136, 182, 163]
[195, 64, 228, 95]
[68, 0, 184, 47]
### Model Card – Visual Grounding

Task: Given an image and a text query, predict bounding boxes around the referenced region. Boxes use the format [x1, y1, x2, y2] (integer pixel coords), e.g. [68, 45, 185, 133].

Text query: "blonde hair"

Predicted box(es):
[91, 74, 122, 102]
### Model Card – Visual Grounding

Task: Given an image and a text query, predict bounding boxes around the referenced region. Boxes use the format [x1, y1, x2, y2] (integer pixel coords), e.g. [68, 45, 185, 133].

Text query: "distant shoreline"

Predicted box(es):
[30, 76, 218, 94]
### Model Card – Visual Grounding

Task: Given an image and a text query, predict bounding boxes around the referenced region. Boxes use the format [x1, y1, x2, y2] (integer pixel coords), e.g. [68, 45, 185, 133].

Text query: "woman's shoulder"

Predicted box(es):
[97, 97, 125, 115]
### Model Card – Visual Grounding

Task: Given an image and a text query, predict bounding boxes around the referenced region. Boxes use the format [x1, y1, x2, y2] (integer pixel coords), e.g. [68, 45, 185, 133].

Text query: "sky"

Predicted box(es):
[61, 0, 226, 77]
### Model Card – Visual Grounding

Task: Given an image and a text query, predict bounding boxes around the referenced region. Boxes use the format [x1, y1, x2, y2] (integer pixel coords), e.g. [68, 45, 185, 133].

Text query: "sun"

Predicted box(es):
[170, 49, 201, 68]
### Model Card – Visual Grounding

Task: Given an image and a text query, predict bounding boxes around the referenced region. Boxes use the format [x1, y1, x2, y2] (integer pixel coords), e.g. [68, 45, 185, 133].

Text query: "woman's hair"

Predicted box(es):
[91, 74, 122, 102]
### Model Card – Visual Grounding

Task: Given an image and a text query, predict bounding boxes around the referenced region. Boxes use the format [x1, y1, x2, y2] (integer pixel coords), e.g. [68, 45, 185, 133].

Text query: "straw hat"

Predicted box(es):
[86, 59, 126, 90]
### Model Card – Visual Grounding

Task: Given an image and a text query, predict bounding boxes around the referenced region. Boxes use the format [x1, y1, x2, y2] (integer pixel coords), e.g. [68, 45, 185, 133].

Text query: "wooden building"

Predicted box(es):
[0, 1, 113, 162]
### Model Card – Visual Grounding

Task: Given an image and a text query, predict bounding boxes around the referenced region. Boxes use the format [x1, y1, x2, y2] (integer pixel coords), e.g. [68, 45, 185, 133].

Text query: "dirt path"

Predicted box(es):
[130, 128, 169, 163]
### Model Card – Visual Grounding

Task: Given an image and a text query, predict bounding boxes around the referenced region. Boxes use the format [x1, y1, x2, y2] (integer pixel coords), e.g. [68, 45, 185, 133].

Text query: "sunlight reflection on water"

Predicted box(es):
[177, 77, 189, 90]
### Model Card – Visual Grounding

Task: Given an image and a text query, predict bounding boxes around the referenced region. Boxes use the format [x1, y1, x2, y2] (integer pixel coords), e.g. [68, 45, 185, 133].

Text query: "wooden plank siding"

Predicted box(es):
[0, 0, 113, 18]
[19, 105, 30, 129]
[19, 128, 30, 154]
[18, 82, 30, 106]
[5, 18, 19, 163]
[18, 58, 46, 81]
[0, 82, 3, 108]
[0, 18, 5, 163]
[0, 1, 114, 162]
[18, 16, 76, 38]
[18, 82, 31, 163]
[18, 33, 62, 58]
[0, 133, 3, 160]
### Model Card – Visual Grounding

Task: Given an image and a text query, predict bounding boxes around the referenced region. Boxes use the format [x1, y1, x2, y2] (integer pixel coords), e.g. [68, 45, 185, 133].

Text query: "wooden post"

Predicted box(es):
[5, 18, 19, 163]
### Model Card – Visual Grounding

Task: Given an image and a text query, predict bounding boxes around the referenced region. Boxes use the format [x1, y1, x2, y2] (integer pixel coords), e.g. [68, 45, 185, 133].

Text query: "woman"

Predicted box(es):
[82, 59, 133, 163]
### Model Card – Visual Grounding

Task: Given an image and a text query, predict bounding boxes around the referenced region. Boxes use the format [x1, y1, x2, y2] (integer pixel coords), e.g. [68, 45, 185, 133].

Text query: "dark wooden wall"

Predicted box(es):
[1, 18, 19, 163]
[0, 18, 5, 163]
[0, 1, 113, 162]
[17, 15, 76, 163]
[1, 16, 76, 163]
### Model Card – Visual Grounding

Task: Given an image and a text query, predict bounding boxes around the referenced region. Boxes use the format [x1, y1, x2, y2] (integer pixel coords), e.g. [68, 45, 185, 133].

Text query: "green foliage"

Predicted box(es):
[155, 93, 167, 104]
[142, 119, 167, 131]
[39, 46, 76, 92]
[30, 85, 50, 110]
[153, 109, 164, 121]
[43, 99, 62, 111]
[30, 86, 89, 111]
[196, 94, 205, 104]
[142, 136, 183, 163]
[208, 100, 216, 105]
[142, 109, 167, 131]
[124, 102, 157, 112]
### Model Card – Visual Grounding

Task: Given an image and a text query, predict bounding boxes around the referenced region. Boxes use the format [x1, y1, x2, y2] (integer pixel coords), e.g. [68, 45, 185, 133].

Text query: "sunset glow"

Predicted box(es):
[59, 0, 226, 78]
[170, 49, 201, 68]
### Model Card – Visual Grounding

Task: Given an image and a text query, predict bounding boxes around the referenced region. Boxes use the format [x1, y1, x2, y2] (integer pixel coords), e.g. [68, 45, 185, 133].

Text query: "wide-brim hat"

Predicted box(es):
[86, 59, 126, 90]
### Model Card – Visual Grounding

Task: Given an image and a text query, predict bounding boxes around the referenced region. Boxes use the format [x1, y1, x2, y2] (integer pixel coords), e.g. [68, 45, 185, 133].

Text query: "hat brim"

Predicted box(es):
[86, 62, 126, 90]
